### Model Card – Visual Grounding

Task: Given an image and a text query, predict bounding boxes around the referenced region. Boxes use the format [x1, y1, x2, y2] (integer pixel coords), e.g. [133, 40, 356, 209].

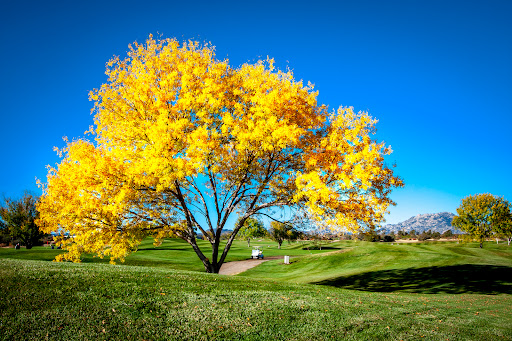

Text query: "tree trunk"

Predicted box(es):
[184, 234, 221, 274]
[24, 239, 33, 249]
[247, 238, 250, 247]
[480, 242, 483, 248]
[278, 241, 282, 249]
[206, 261, 220, 273]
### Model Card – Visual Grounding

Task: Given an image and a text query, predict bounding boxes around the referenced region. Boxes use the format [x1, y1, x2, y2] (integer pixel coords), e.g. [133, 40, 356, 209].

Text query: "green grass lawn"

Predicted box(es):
[0, 239, 511, 340]
[240, 241, 512, 294]
[0, 238, 333, 272]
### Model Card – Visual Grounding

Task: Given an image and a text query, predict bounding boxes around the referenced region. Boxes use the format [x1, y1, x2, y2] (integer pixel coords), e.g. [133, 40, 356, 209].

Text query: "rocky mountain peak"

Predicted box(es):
[380, 212, 461, 234]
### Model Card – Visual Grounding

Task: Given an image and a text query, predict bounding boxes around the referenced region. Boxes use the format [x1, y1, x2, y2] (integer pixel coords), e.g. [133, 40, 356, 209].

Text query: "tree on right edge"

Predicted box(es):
[452, 193, 512, 248]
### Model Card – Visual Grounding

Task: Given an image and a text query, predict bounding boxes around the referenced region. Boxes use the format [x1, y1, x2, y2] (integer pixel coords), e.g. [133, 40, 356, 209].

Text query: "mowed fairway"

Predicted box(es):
[241, 241, 512, 294]
[0, 240, 511, 340]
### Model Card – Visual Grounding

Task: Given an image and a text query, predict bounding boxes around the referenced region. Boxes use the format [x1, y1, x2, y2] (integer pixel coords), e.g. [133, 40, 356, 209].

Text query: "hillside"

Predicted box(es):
[1, 241, 511, 340]
[380, 212, 461, 234]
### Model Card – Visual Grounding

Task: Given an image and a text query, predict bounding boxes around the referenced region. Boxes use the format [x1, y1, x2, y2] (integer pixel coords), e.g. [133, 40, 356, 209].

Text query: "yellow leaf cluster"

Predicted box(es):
[293, 107, 403, 231]
[37, 140, 181, 263]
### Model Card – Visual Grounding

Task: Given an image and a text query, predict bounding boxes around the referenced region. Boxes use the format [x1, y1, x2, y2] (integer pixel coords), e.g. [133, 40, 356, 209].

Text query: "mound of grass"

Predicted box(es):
[241, 241, 512, 291]
[1, 258, 511, 340]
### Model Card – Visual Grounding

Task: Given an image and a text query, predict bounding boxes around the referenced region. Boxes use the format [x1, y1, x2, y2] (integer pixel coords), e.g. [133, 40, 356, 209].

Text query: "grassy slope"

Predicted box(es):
[0, 239, 511, 340]
[240, 241, 512, 293]
[1, 258, 511, 341]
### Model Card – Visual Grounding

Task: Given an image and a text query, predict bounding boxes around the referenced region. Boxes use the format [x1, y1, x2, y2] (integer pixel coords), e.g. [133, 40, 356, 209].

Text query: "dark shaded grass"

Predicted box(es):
[314, 264, 512, 294]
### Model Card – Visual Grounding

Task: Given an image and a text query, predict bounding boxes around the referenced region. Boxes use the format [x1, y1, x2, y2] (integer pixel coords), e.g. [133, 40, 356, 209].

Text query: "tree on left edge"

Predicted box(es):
[0, 192, 45, 249]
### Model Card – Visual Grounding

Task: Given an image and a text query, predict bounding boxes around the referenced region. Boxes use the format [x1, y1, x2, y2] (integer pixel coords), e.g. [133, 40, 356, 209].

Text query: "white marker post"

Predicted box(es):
[284, 255, 290, 264]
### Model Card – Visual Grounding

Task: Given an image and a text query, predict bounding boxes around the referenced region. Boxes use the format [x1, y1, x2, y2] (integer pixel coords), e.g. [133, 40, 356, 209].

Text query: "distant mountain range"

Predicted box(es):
[380, 212, 462, 234]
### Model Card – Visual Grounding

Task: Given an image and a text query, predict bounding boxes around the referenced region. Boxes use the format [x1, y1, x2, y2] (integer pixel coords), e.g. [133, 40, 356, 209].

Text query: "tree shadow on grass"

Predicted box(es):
[314, 265, 512, 295]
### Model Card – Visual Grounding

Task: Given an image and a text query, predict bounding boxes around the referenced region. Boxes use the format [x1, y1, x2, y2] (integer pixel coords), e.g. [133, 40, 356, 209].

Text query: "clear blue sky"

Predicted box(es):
[1, 0, 510, 224]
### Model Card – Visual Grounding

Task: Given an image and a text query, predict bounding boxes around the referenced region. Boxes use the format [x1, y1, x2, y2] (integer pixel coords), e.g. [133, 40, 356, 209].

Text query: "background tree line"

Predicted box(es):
[217, 217, 302, 249]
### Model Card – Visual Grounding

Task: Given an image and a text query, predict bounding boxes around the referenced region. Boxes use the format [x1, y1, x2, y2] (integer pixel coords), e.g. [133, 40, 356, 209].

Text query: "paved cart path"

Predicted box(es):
[219, 256, 283, 275]
[218, 249, 350, 275]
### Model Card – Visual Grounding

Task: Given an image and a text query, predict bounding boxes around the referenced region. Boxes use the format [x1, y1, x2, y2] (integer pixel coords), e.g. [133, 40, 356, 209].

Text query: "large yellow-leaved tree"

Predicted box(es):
[37, 35, 403, 273]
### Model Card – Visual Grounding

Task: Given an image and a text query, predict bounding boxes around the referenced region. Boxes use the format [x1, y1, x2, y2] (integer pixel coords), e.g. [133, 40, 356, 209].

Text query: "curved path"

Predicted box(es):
[219, 256, 283, 275]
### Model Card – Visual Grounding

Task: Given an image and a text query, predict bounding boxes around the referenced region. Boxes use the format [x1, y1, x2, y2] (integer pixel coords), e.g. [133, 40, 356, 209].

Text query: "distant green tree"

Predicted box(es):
[219, 230, 232, 241]
[357, 229, 381, 242]
[441, 230, 453, 238]
[490, 200, 512, 246]
[235, 217, 267, 247]
[0, 192, 45, 249]
[497, 221, 512, 246]
[269, 222, 300, 249]
[418, 232, 429, 241]
[452, 194, 512, 248]
[0, 220, 11, 245]
[382, 235, 395, 242]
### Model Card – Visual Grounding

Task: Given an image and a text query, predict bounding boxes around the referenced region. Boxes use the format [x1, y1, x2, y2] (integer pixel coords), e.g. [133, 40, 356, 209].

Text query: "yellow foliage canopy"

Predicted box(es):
[37, 35, 403, 272]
